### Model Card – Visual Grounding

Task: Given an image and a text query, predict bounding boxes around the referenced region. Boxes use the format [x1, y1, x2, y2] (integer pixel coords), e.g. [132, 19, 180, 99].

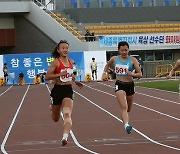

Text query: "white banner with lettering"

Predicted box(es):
[99, 33, 180, 50]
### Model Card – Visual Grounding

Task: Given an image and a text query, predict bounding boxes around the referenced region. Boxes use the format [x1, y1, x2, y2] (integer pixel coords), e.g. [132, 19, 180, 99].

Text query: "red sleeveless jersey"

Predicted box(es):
[55, 58, 73, 82]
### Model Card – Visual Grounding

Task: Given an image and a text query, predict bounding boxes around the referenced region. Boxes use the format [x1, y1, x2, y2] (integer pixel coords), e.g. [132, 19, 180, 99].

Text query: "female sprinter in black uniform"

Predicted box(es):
[45, 40, 83, 146]
[102, 41, 142, 134]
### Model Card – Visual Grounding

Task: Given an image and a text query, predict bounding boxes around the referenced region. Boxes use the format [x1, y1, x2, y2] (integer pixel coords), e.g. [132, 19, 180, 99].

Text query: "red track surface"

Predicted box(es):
[0, 80, 179, 154]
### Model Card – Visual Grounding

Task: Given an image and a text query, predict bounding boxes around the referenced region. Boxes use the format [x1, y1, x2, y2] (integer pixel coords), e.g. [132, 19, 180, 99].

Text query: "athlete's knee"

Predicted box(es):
[62, 107, 72, 125]
[121, 104, 128, 111]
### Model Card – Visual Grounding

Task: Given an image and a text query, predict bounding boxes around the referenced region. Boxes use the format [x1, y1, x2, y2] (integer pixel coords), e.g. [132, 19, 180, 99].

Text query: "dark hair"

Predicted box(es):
[118, 41, 129, 50]
[51, 40, 69, 58]
[4, 63, 7, 65]
[92, 57, 95, 60]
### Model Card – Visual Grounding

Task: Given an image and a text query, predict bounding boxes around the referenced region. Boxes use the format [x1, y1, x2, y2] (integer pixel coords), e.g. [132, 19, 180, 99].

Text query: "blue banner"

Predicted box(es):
[68, 51, 85, 81]
[3, 53, 52, 84]
[3, 52, 85, 84]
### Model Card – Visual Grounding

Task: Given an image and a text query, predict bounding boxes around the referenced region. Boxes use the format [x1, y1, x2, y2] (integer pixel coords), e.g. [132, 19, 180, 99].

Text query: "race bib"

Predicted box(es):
[115, 64, 129, 75]
[60, 68, 73, 82]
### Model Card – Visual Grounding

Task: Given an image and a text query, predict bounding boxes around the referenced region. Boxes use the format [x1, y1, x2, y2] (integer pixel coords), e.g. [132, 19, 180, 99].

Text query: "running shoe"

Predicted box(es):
[61, 138, 68, 146]
[125, 125, 133, 134]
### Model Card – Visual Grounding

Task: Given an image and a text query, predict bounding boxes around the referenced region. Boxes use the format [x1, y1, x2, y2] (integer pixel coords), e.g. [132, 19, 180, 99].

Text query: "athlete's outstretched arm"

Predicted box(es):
[167, 60, 180, 79]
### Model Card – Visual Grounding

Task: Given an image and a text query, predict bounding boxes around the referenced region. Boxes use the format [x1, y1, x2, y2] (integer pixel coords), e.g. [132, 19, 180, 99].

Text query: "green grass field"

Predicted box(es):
[136, 80, 179, 93]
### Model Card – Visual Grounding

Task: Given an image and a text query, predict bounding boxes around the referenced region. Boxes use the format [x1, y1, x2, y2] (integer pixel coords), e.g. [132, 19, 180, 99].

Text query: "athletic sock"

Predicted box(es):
[62, 133, 68, 140]
[124, 123, 129, 129]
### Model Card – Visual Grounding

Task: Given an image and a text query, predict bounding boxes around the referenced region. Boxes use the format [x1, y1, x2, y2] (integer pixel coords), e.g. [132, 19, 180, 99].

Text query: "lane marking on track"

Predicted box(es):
[100, 82, 180, 105]
[1, 85, 30, 154]
[46, 84, 99, 154]
[0, 85, 13, 97]
[74, 90, 180, 151]
[84, 83, 180, 121]
[136, 92, 180, 105]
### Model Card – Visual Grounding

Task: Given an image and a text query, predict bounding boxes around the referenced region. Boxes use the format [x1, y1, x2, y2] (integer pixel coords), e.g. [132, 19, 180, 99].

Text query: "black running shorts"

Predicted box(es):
[50, 84, 73, 105]
[115, 80, 135, 96]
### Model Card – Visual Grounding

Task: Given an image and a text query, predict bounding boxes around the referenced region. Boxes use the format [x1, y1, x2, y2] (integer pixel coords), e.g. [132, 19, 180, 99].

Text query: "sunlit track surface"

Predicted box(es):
[0, 82, 179, 154]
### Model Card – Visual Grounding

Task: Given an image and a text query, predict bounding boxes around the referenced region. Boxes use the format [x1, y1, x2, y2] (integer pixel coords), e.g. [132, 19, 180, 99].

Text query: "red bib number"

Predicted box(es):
[115, 64, 128, 75]
[60, 68, 73, 82]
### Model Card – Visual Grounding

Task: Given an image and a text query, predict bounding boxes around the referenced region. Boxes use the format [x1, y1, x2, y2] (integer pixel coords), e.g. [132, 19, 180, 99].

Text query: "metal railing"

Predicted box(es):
[33, 0, 84, 40]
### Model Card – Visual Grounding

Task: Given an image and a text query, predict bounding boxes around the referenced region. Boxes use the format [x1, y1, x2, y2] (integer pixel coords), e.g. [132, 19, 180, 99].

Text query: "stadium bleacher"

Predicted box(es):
[84, 23, 180, 35]
[110, 0, 117, 7]
[83, 0, 90, 8]
[49, 12, 85, 41]
[123, 0, 130, 7]
[47, 0, 180, 39]
[136, 0, 143, 6]
[71, 0, 78, 8]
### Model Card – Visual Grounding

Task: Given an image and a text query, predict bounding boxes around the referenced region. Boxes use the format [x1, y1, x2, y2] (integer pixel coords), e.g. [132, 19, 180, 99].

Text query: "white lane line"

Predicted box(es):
[1, 85, 30, 154]
[46, 84, 99, 154]
[136, 92, 180, 105]
[100, 82, 180, 105]
[0, 85, 13, 97]
[74, 90, 180, 151]
[84, 83, 180, 121]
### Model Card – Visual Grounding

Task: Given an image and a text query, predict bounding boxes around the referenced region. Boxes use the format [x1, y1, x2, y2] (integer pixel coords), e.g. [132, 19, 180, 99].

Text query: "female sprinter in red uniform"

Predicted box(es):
[45, 40, 83, 146]
[102, 41, 142, 134]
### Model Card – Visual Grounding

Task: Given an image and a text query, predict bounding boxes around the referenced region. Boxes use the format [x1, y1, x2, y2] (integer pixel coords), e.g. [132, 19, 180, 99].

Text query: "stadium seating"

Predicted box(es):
[84, 23, 180, 35]
[136, 0, 143, 6]
[164, 0, 170, 6]
[50, 13, 85, 41]
[177, 0, 180, 5]
[123, 0, 130, 7]
[110, 0, 117, 7]
[83, 0, 90, 8]
[71, 0, 78, 8]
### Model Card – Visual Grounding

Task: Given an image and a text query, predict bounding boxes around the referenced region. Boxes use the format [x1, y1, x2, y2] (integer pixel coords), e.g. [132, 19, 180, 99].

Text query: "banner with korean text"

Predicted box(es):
[3, 52, 85, 84]
[3, 53, 52, 84]
[99, 33, 180, 50]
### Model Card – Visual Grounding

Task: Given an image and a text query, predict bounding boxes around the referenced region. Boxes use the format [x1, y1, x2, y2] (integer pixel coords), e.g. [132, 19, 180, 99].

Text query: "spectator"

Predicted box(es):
[3, 63, 8, 84]
[34, 74, 41, 84]
[40, 72, 46, 84]
[73, 62, 79, 76]
[85, 30, 91, 42]
[90, 32, 96, 41]
[18, 72, 25, 86]
[0, 78, 4, 86]
[90, 57, 97, 80]
[138, 57, 144, 75]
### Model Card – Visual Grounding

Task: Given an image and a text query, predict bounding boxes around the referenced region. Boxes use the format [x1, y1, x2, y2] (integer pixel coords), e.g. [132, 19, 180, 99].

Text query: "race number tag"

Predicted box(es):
[60, 68, 73, 82]
[115, 64, 129, 75]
